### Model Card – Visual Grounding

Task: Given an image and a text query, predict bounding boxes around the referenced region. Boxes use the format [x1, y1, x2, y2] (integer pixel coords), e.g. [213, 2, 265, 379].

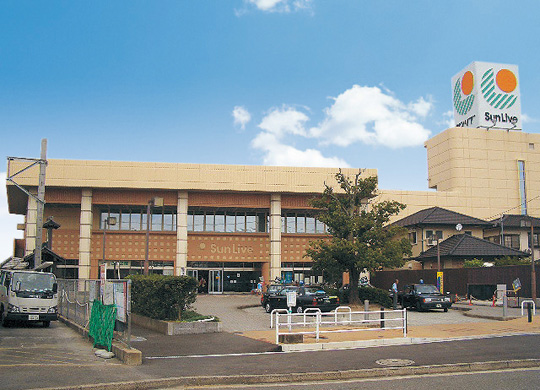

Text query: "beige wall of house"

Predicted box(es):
[6, 126, 540, 278]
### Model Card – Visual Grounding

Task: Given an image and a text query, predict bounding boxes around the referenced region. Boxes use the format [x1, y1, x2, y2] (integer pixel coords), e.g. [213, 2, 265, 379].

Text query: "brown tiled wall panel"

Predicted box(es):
[52, 229, 80, 259]
[91, 232, 177, 261]
[43, 206, 81, 230]
[281, 235, 328, 262]
[45, 188, 82, 204]
[189, 192, 270, 208]
[93, 190, 178, 206]
[281, 194, 318, 209]
[188, 234, 270, 262]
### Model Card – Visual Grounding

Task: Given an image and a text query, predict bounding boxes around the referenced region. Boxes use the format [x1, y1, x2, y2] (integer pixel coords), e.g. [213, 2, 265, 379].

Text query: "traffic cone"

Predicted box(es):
[491, 294, 496, 307]
[469, 298, 472, 306]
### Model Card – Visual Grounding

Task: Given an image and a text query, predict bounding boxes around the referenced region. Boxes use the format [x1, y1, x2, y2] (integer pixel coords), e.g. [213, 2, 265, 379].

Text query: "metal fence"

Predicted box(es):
[57, 279, 132, 348]
[274, 307, 407, 344]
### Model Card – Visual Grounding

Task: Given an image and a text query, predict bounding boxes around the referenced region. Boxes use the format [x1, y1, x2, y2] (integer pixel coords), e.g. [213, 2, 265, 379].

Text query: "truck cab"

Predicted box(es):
[0, 270, 59, 327]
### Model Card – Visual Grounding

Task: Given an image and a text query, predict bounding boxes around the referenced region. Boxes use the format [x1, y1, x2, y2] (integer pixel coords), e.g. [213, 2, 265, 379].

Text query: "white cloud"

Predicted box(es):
[251, 132, 349, 167]
[522, 113, 538, 123]
[232, 106, 252, 130]
[0, 172, 24, 262]
[242, 0, 312, 13]
[310, 85, 432, 149]
[440, 110, 455, 128]
[258, 105, 309, 137]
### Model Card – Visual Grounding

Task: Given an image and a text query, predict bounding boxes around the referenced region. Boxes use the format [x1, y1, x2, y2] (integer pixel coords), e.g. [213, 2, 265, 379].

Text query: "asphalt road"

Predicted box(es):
[176, 368, 540, 390]
[1, 295, 538, 390]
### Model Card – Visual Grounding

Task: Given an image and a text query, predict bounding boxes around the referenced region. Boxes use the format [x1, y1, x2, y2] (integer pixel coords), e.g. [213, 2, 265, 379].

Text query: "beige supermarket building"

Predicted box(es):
[5, 124, 540, 292]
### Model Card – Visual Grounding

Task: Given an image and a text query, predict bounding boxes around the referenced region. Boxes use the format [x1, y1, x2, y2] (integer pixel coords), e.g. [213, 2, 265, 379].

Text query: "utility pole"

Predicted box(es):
[34, 139, 47, 268]
[531, 221, 537, 301]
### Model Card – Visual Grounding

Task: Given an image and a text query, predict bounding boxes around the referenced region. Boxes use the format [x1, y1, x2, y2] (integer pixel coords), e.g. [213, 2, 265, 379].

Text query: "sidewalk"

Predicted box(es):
[239, 302, 540, 351]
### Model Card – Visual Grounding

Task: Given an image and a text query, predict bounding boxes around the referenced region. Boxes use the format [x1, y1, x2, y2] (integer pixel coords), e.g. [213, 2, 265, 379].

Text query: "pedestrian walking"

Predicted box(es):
[392, 279, 399, 309]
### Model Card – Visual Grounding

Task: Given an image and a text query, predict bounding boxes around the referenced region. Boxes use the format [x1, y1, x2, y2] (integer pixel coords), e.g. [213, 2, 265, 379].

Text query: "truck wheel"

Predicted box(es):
[296, 306, 304, 314]
[265, 303, 272, 313]
[416, 301, 422, 311]
[43, 321, 50, 328]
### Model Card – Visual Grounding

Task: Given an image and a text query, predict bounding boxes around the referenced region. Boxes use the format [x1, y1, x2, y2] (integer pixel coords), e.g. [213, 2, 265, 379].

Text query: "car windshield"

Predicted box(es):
[304, 287, 326, 295]
[416, 285, 439, 294]
[279, 286, 298, 295]
[12, 273, 55, 292]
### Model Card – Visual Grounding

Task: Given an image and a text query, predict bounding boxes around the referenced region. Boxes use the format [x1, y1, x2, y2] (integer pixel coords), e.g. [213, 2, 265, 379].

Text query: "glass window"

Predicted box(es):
[286, 214, 296, 233]
[187, 212, 194, 231]
[225, 214, 235, 232]
[120, 211, 130, 231]
[131, 212, 141, 231]
[296, 215, 306, 233]
[236, 213, 246, 232]
[246, 213, 257, 233]
[215, 212, 225, 233]
[306, 217, 316, 233]
[152, 213, 162, 231]
[205, 213, 214, 232]
[163, 213, 173, 231]
[315, 219, 326, 234]
[194, 212, 204, 232]
[100, 212, 108, 229]
[408, 231, 417, 244]
[281, 216, 287, 233]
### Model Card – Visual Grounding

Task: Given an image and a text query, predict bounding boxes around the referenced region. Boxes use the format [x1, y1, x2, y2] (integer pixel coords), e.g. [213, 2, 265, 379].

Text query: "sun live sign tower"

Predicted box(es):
[452, 62, 522, 130]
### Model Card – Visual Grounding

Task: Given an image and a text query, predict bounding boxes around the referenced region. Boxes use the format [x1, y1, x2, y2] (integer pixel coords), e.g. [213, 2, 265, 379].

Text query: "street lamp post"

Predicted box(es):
[102, 216, 117, 273]
[144, 197, 164, 275]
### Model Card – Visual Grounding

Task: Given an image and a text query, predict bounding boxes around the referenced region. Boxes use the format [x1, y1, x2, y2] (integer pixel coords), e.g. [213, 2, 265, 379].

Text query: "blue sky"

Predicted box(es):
[2, 0, 540, 259]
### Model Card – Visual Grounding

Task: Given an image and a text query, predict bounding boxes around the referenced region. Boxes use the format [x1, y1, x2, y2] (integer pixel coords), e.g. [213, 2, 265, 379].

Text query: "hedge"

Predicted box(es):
[127, 274, 198, 321]
[336, 286, 393, 308]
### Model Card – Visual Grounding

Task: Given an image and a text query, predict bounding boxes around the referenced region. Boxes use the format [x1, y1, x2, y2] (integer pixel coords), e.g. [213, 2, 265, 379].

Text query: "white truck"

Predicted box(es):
[0, 270, 58, 327]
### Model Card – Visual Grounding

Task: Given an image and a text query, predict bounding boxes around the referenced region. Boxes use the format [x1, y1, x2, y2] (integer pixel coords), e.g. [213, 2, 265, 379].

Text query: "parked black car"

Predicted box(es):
[263, 285, 340, 313]
[398, 284, 452, 312]
[260, 284, 286, 311]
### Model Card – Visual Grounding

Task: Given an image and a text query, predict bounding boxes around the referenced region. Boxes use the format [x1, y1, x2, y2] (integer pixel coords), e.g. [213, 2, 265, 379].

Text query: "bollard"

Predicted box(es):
[528, 302, 533, 323]
[380, 307, 385, 329]
[364, 300, 369, 322]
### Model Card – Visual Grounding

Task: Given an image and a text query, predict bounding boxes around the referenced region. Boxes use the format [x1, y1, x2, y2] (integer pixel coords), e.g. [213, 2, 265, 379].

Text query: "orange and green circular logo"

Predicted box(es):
[453, 71, 475, 115]
[481, 68, 518, 109]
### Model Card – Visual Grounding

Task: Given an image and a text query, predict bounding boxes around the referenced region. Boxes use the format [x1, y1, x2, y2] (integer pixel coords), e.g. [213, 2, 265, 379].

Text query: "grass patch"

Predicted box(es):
[180, 310, 219, 322]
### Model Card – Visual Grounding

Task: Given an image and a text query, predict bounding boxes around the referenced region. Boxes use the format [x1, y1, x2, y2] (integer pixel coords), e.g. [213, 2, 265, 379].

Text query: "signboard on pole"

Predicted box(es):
[286, 291, 297, 309]
[437, 272, 444, 294]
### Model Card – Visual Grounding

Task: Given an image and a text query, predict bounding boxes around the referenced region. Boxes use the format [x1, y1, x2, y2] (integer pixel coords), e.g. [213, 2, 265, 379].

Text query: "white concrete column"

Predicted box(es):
[79, 189, 93, 279]
[24, 191, 38, 256]
[175, 191, 188, 276]
[270, 193, 282, 281]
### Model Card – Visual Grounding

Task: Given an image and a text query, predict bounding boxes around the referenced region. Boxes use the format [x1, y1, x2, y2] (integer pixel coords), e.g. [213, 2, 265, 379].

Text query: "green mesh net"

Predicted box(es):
[89, 300, 117, 352]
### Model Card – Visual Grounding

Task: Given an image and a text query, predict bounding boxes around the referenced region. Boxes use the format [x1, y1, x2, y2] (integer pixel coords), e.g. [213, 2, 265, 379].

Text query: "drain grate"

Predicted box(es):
[375, 358, 415, 367]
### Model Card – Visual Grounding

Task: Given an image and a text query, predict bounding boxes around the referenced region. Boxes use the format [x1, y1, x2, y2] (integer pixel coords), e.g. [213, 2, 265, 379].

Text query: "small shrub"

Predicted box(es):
[337, 286, 393, 308]
[128, 274, 198, 321]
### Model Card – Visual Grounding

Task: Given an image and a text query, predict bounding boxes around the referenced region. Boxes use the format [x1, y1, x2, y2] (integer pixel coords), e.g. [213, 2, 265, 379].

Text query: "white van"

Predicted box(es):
[0, 270, 58, 327]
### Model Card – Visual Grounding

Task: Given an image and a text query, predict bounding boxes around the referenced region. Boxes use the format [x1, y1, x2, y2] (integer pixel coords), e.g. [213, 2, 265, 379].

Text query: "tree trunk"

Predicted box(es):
[348, 268, 361, 306]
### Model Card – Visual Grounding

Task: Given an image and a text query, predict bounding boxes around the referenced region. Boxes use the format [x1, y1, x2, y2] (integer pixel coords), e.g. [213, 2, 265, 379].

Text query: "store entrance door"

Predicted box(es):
[209, 269, 223, 294]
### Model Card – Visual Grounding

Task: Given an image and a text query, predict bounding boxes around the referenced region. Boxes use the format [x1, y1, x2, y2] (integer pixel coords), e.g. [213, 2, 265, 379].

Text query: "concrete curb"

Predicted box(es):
[131, 313, 222, 335]
[280, 331, 540, 352]
[59, 315, 142, 365]
[38, 358, 540, 390]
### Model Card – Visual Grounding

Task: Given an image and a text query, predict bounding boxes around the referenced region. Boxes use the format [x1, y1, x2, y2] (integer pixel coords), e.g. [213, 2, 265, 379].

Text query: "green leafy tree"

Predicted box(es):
[463, 258, 486, 268]
[493, 256, 530, 266]
[305, 170, 411, 305]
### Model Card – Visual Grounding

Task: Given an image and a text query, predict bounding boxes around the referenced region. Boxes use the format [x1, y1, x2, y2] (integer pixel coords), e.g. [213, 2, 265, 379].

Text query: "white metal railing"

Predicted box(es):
[521, 300, 536, 316]
[274, 307, 407, 344]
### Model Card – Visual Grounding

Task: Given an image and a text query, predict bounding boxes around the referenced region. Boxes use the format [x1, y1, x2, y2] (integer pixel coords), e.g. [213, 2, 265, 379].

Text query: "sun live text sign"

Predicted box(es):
[452, 62, 521, 130]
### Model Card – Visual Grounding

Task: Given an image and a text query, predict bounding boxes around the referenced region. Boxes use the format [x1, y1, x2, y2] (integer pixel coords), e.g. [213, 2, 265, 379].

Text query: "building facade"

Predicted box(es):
[6, 126, 540, 288]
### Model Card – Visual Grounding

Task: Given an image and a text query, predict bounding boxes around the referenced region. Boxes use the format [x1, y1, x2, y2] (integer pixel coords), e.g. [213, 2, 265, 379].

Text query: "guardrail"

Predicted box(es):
[521, 300, 536, 316]
[58, 279, 132, 348]
[274, 307, 407, 344]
